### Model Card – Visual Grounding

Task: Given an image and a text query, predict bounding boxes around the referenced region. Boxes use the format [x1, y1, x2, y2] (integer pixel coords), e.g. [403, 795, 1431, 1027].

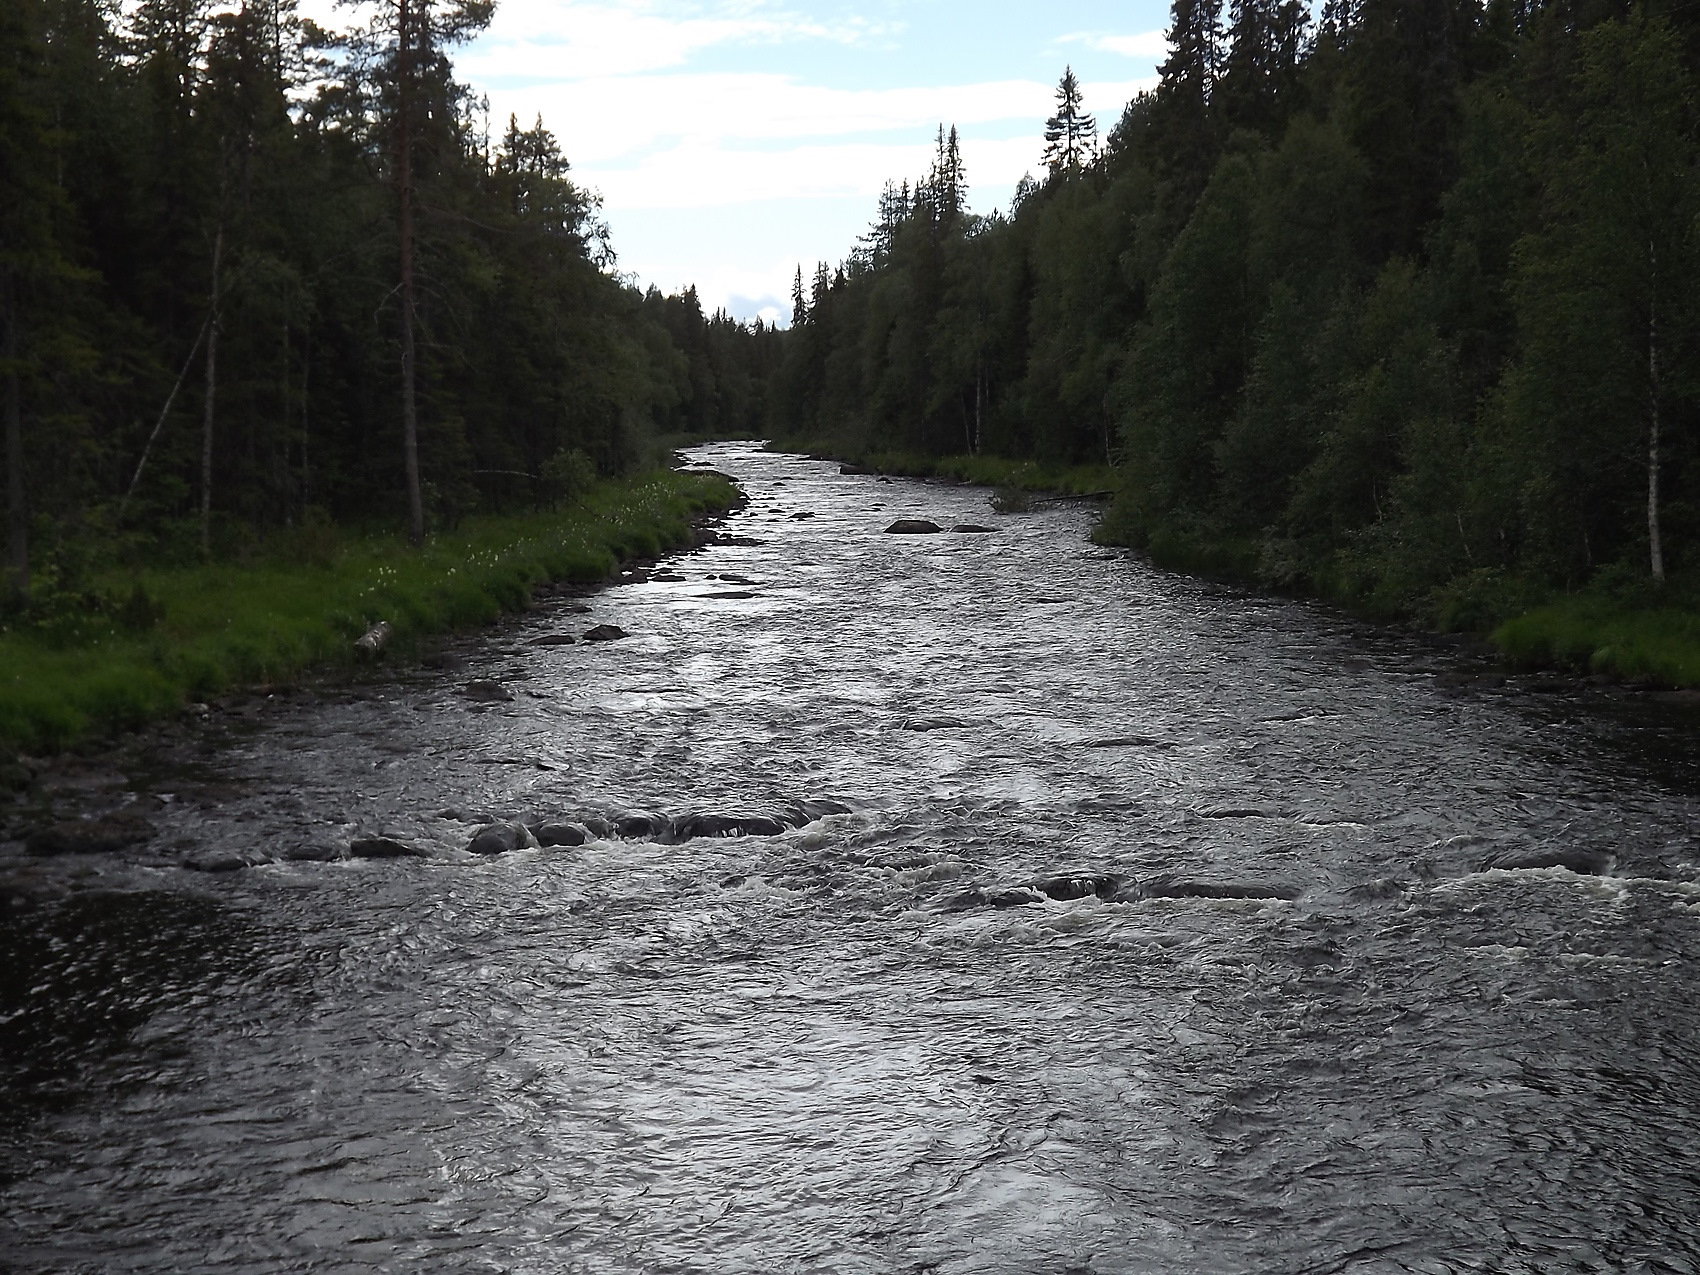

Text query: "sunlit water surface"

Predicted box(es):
[3, 444, 1700, 1273]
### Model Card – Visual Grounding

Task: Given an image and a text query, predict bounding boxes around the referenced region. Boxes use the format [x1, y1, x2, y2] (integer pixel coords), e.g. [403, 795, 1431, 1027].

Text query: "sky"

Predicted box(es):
[330, 1, 1176, 324]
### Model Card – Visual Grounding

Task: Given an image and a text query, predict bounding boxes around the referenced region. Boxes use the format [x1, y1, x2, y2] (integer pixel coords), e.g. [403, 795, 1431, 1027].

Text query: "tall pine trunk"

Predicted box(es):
[201, 220, 224, 557]
[397, 0, 426, 548]
[3, 270, 26, 597]
[1648, 244, 1665, 584]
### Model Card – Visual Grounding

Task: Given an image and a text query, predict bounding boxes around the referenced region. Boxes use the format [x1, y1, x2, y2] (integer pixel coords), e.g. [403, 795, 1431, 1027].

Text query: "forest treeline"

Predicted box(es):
[773, 0, 1700, 624]
[0, 0, 778, 600]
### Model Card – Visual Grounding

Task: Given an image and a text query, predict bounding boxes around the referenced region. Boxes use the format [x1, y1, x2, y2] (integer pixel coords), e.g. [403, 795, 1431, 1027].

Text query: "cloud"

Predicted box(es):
[1057, 29, 1170, 60]
[484, 73, 1155, 201]
[468, 1, 895, 79]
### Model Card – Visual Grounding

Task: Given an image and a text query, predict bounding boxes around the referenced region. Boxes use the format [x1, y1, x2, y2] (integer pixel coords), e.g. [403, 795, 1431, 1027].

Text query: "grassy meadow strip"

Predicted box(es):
[0, 470, 739, 755]
[772, 442, 1117, 499]
[1493, 599, 1700, 688]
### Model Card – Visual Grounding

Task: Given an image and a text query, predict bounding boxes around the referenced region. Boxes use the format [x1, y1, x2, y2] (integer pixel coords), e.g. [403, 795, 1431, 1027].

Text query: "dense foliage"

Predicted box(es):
[771, 0, 1700, 623]
[0, 0, 776, 598]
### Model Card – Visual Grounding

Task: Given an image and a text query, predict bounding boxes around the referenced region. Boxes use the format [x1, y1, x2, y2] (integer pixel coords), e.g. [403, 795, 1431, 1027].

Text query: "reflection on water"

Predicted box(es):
[3, 444, 1699, 1273]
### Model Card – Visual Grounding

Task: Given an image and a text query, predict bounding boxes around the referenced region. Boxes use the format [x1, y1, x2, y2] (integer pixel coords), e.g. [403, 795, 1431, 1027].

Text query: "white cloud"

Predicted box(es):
[469, 1, 894, 79]
[483, 73, 1154, 196]
[1057, 29, 1170, 60]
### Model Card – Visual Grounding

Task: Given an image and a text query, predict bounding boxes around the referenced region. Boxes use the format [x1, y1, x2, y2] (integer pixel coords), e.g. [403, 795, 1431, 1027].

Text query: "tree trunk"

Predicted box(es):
[201, 220, 224, 557]
[972, 357, 983, 456]
[1648, 250, 1665, 585]
[397, 0, 426, 548]
[3, 270, 26, 598]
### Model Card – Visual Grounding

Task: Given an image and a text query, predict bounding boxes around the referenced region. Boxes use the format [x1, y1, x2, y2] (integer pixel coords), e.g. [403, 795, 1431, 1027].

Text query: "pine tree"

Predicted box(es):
[1043, 68, 1098, 175]
[356, 0, 492, 546]
[927, 124, 967, 223]
[791, 265, 807, 327]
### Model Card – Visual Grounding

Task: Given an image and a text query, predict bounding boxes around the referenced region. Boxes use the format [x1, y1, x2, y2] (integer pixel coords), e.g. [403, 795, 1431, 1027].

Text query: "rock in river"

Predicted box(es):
[466, 821, 539, 855]
[26, 812, 156, 856]
[952, 524, 995, 534]
[349, 835, 428, 860]
[1481, 846, 1614, 875]
[462, 679, 515, 703]
[528, 820, 587, 847]
[528, 633, 577, 646]
[583, 624, 628, 642]
[885, 519, 943, 534]
[675, 813, 788, 840]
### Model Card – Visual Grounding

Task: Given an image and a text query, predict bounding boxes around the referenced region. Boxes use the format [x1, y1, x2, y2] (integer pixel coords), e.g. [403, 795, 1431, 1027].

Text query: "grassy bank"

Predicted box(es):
[1493, 595, 1700, 686]
[0, 470, 738, 754]
[769, 441, 1117, 498]
[1095, 502, 1700, 687]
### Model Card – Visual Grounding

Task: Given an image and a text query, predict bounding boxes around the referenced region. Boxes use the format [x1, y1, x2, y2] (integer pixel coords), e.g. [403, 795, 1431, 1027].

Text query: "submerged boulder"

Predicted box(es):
[466, 821, 539, 856]
[1481, 846, 1614, 876]
[462, 679, 515, 703]
[583, 624, 629, 642]
[885, 519, 943, 534]
[528, 633, 577, 646]
[952, 524, 995, 534]
[26, 813, 156, 856]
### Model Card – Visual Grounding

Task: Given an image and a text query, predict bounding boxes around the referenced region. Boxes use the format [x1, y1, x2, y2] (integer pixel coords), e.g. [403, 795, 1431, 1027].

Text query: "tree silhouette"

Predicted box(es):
[1042, 67, 1097, 175]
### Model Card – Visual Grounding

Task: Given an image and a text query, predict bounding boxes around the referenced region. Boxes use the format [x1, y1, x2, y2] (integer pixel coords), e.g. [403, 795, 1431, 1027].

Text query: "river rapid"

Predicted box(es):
[3, 443, 1700, 1274]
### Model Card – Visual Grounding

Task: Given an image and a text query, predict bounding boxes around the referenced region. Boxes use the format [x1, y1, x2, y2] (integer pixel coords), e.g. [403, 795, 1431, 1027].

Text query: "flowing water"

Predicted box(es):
[3, 443, 1700, 1274]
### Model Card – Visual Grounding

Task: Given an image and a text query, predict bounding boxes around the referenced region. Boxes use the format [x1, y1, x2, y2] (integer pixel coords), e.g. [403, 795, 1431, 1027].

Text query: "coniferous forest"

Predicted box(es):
[0, 0, 778, 594]
[772, 0, 1700, 630]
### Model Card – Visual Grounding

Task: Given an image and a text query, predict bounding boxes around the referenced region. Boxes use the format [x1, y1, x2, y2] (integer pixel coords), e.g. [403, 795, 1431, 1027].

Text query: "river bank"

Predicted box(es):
[0, 468, 740, 761]
[767, 439, 1116, 502]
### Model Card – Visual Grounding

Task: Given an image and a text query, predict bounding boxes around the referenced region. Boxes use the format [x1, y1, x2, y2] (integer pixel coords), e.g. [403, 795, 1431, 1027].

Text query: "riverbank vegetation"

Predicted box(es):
[0, 0, 775, 595]
[0, 469, 736, 755]
[767, 0, 1700, 682]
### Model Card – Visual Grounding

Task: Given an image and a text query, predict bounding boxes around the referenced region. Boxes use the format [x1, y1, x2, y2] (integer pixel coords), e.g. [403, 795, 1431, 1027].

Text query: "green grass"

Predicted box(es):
[1493, 596, 1700, 686]
[0, 470, 738, 754]
[772, 441, 1117, 497]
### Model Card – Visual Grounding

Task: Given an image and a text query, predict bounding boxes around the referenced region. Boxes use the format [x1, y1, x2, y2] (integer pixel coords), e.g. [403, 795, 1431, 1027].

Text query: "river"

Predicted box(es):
[3, 442, 1699, 1273]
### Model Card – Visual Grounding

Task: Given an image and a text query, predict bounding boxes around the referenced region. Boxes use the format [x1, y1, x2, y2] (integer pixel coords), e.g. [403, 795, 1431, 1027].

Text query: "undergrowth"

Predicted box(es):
[0, 470, 738, 754]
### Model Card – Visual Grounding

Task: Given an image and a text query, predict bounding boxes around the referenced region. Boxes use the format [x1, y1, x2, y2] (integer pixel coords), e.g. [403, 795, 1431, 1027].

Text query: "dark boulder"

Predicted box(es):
[790, 511, 816, 520]
[466, 821, 539, 855]
[576, 815, 617, 839]
[282, 841, 344, 863]
[616, 812, 672, 839]
[952, 524, 995, 534]
[885, 519, 943, 534]
[899, 715, 967, 731]
[676, 813, 787, 840]
[704, 591, 758, 600]
[583, 624, 629, 642]
[26, 812, 156, 856]
[349, 835, 428, 860]
[528, 634, 577, 646]
[1481, 846, 1614, 876]
[781, 798, 853, 827]
[1030, 872, 1125, 902]
[529, 820, 587, 847]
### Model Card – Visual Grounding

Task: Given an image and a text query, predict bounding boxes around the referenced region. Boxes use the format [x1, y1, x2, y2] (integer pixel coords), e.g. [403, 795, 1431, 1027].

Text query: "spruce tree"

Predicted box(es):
[355, 0, 492, 546]
[1043, 68, 1098, 175]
